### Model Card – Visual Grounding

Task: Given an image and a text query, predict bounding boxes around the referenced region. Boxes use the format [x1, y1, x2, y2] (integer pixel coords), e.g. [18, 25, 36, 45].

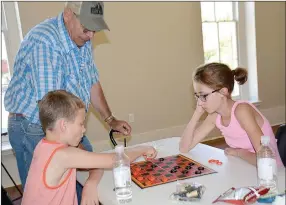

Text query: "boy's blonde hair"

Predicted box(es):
[38, 90, 85, 132]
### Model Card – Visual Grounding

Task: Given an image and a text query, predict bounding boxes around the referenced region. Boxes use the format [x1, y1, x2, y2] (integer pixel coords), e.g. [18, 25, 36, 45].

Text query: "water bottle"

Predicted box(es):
[257, 136, 278, 194]
[113, 145, 132, 204]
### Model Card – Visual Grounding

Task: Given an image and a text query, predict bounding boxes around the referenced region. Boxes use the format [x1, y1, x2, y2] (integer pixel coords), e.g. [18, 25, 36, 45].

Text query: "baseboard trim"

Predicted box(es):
[260, 105, 285, 126]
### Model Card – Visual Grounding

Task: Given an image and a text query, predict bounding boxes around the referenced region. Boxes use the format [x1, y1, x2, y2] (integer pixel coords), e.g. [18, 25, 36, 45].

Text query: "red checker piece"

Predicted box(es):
[137, 176, 144, 181]
[148, 175, 156, 182]
[145, 180, 153, 186]
[161, 176, 168, 182]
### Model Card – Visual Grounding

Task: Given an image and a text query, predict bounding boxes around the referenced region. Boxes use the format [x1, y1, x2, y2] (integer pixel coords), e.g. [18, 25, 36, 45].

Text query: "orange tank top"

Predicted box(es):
[22, 139, 78, 205]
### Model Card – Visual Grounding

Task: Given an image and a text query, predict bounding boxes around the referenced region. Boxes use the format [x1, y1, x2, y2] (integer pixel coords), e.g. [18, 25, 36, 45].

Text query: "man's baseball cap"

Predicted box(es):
[65, 1, 109, 32]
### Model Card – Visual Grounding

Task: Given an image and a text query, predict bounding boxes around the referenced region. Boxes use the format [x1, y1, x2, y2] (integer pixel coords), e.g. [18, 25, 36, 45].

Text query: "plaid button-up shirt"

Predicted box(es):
[4, 13, 99, 124]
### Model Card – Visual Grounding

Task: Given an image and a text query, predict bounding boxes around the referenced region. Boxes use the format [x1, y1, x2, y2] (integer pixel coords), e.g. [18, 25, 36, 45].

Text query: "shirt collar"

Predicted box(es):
[57, 13, 77, 53]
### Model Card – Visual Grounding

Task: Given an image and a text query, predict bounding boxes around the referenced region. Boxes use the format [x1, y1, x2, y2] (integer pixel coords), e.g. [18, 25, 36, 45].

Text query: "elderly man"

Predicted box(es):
[4, 2, 131, 204]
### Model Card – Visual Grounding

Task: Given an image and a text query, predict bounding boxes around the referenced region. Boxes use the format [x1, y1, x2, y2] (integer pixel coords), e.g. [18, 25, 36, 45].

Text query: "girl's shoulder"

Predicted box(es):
[233, 101, 255, 114]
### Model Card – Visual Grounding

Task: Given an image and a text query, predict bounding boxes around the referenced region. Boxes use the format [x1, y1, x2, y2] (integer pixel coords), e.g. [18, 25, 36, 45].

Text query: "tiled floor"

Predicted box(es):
[3, 125, 281, 204]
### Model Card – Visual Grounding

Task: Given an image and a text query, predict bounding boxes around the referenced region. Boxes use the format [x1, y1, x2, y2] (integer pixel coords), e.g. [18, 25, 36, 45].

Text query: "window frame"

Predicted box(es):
[1, 2, 23, 139]
[2, 2, 23, 73]
[200, 2, 243, 100]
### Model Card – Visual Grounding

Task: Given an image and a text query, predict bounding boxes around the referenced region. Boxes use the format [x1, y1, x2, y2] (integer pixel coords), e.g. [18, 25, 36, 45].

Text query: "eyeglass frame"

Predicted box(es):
[194, 89, 221, 102]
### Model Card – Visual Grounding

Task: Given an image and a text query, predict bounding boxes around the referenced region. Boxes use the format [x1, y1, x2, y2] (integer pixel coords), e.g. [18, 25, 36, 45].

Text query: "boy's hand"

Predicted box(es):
[81, 180, 100, 205]
[142, 146, 157, 160]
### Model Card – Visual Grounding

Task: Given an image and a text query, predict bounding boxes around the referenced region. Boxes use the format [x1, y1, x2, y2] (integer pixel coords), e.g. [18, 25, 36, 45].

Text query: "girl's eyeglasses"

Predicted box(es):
[194, 89, 220, 102]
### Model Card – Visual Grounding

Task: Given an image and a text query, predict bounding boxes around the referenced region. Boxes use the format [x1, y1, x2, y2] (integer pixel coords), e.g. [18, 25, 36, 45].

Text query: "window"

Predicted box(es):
[200, 2, 240, 97]
[1, 2, 23, 135]
[1, 32, 10, 134]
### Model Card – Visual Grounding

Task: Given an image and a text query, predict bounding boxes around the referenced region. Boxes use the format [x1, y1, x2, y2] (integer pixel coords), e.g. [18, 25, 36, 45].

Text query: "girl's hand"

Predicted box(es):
[224, 147, 241, 157]
[195, 102, 205, 114]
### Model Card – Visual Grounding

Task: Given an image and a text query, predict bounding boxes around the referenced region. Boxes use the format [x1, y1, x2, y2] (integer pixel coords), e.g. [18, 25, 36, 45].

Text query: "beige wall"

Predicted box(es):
[17, 2, 285, 143]
[18, 2, 205, 142]
[255, 2, 286, 109]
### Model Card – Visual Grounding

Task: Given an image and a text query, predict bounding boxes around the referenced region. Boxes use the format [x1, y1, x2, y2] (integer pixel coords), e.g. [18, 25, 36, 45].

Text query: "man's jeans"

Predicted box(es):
[8, 114, 93, 204]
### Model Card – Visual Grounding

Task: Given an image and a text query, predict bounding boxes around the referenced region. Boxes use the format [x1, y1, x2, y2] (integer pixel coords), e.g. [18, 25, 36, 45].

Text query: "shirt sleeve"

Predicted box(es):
[30, 43, 64, 101]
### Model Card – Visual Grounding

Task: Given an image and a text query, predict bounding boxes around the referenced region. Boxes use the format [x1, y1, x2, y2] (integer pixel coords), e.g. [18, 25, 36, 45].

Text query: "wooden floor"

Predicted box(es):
[3, 125, 281, 204]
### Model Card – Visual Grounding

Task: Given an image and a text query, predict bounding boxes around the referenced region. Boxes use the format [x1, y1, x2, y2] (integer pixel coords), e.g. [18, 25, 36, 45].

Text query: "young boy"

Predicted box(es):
[21, 90, 157, 205]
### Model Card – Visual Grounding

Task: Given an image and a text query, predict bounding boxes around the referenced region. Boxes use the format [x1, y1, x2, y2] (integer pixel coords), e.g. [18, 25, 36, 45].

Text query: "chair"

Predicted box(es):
[109, 129, 127, 147]
[1, 186, 14, 205]
[275, 124, 286, 166]
[1, 132, 23, 202]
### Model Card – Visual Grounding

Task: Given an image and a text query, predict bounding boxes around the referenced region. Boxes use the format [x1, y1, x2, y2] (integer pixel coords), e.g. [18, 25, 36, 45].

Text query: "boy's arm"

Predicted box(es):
[87, 168, 104, 185]
[77, 143, 91, 171]
[56, 146, 152, 169]
[180, 111, 216, 153]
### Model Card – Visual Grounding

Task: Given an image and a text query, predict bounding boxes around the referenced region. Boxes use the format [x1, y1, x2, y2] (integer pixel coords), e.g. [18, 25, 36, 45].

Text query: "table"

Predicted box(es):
[77, 137, 285, 205]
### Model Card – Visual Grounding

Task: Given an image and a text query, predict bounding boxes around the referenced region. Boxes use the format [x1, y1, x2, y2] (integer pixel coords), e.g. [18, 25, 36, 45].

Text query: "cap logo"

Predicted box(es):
[91, 3, 103, 15]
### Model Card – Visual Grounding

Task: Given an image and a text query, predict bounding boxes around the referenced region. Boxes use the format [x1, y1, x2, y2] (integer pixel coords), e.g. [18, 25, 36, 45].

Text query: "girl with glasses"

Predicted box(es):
[179, 62, 283, 167]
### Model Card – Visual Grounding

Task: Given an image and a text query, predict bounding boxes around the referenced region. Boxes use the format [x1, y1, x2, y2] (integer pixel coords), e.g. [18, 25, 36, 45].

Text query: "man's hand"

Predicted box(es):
[109, 118, 131, 136]
[81, 179, 100, 205]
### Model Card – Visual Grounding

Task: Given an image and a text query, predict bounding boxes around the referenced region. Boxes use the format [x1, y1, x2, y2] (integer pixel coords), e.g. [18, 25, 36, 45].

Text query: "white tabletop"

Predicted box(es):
[77, 137, 285, 205]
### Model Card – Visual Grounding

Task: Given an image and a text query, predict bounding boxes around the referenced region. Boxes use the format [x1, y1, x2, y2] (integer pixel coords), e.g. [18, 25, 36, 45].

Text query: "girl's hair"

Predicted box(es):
[193, 62, 248, 94]
[38, 90, 85, 132]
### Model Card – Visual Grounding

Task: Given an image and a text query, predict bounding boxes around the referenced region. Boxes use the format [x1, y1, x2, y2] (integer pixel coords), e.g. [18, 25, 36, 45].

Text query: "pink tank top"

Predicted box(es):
[216, 100, 283, 167]
[22, 139, 78, 205]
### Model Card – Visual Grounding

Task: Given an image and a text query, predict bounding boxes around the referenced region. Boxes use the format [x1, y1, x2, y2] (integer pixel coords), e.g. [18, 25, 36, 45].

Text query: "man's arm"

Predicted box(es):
[90, 82, 112, 121]
[88, 42, 131, 135]
[90, 82, 131, 135]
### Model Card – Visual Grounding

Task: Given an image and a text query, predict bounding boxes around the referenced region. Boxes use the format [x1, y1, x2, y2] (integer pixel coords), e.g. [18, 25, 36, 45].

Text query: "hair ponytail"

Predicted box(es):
[193, 63, 248, 95]
[233, 67, 248, 85]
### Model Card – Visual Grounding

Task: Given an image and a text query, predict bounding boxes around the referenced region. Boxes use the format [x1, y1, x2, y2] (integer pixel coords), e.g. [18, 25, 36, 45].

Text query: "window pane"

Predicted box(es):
[232, 83, 240, 97]
[2, 32, 10, 133]
[202, 23, 219, 63]
[215, 2, 233, 21]
[218, 22, 238, 68]
[201, 2, 215, 22]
